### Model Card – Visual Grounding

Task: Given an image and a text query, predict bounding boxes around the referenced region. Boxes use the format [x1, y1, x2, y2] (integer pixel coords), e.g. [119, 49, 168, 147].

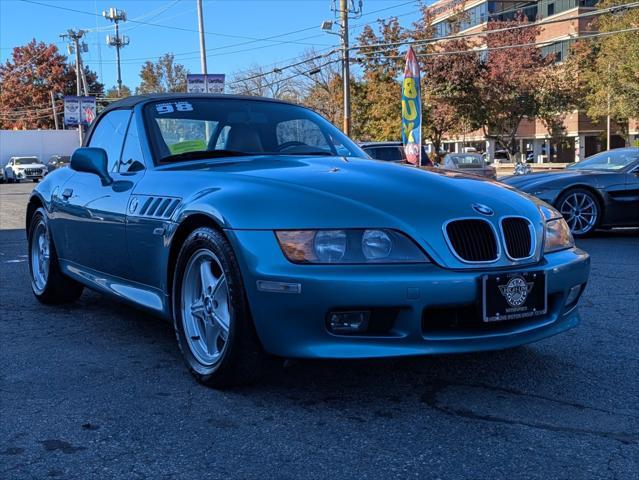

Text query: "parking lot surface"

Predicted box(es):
[1, 182, 638, 479]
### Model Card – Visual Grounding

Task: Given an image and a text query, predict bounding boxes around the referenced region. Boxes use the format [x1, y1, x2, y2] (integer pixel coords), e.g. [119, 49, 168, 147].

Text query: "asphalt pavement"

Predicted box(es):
[1, 181, 638, 480]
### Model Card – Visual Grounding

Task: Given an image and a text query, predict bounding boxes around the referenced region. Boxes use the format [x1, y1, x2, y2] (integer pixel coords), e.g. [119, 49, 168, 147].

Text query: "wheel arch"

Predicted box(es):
[26, 194, 45, 232]
[166, 213, 227, 302]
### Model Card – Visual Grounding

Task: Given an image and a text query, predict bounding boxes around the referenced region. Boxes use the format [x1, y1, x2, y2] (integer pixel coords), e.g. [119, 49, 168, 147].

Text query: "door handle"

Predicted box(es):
[61, 188, 73, 200]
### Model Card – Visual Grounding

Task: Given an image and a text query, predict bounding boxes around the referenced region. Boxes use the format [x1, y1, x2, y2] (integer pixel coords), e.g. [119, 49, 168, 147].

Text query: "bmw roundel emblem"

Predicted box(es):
[472, 203, 494, 216]
[129, 197, 139, 214]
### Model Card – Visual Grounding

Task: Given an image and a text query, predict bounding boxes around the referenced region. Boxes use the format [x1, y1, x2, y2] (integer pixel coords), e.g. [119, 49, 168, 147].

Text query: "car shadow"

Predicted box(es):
[588, 227, 639, 238]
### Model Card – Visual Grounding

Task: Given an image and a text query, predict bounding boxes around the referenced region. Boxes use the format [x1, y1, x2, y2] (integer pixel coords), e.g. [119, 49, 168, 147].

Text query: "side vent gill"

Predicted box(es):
[133, 196, 180, 219]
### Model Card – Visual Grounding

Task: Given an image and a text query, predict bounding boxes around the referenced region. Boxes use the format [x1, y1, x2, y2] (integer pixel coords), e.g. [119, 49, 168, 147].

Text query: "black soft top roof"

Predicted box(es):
[102, 93, 295, 113]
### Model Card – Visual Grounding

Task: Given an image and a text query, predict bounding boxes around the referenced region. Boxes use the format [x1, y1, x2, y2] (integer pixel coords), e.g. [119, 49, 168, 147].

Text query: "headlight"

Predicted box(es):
[544, 218, 574, 253]
[275, 229, 429, 264]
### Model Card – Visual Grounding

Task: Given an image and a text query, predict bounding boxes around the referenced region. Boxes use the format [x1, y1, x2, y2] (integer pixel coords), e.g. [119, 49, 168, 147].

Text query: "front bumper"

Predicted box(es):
[15, 170, 45, 180]
[227, 230, 590, 359]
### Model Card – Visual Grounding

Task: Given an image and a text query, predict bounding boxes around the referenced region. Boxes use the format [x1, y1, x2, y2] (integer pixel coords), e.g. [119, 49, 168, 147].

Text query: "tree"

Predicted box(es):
[0, 39, 103, 129]
[577, 0, 639, 138]
[478, 17, 548, 159]
[106, 84, 132, 98]
[295, 51, 344, 127]
[136, 53, 188, 94]
[357, 17, 406, 140]
[411, 4, 484, 161]
[228, 63, 302, 101]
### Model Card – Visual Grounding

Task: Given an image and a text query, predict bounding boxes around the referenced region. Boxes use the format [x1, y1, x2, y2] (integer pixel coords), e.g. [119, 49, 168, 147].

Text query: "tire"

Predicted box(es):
[32, 179, 39, 183]
[556, 188, 601, 238]
[28, 207, 84, 304]
[172, 227, 266, 388]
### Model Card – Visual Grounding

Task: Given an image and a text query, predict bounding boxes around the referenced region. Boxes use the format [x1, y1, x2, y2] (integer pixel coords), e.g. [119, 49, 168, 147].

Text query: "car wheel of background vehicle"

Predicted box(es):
[33, 179, 39, 183]
[28, 207, 84, 304]
[172, 227, 266, 388]
[556, 188, 600, 237]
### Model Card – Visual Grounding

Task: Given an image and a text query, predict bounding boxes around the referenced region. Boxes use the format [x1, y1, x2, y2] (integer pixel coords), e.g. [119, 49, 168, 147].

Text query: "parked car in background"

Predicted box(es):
[359, 141, 433, 166]
[438, 152, 497, 179]
[482, 149, 510, 164]
[46, 155, 71, 172]
[27, 93, 589, 387]
[3, 156, 47, 183]
[502, 147, 639, 236]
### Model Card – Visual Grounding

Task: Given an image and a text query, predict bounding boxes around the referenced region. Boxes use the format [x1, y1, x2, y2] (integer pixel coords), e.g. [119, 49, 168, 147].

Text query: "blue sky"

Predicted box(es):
[0, 0, 426, 92]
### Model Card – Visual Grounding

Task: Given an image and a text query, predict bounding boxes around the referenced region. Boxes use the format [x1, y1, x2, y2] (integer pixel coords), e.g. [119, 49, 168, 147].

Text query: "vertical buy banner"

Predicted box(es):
[401, 46, 422, 166]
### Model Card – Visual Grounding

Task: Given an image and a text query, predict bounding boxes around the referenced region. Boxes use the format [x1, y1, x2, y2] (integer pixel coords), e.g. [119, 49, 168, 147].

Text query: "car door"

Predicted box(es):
[618, 161, 639, 224]
[56, 109, 144, 278]
[599, 152, 639, 225]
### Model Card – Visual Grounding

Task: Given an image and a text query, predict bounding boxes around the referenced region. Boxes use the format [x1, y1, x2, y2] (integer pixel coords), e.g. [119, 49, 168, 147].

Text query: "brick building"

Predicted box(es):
[424, 0, 639, 163]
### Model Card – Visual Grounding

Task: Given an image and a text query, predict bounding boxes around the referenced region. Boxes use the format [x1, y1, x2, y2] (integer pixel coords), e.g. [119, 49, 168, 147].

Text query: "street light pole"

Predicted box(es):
[196, 0, 208, 91]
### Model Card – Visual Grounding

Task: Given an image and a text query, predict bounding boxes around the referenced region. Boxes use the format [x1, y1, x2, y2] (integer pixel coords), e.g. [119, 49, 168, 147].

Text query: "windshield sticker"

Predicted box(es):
[155, 102, 194, 115]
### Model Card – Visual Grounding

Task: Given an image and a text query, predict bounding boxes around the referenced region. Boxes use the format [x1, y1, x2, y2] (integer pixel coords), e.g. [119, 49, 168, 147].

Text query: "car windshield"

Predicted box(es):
[448, 154, 483, 168]
[144, 98, 367, 163]
[567, 149, 639, 171]
[55, 156, 70, 164]
[14, 157, 40, 165]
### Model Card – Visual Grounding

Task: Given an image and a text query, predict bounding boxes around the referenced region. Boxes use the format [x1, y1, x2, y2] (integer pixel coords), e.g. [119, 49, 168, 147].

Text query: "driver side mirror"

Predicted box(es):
[71, 147, 112, 186]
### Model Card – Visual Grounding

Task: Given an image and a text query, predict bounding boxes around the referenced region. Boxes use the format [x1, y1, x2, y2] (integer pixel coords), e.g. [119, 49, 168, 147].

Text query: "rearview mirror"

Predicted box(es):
[70, 148, 112, 186]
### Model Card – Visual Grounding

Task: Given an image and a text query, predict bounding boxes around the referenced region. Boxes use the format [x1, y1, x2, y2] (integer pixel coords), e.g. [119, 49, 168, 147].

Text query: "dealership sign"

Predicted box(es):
[401, 46, 422, 166]
[187, 74, 226, 94]
[64, 96, 96, 126]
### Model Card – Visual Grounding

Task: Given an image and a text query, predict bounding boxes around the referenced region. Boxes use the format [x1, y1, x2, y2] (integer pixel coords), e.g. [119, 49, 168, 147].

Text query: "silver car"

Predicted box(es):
[440, 153, 497, 179]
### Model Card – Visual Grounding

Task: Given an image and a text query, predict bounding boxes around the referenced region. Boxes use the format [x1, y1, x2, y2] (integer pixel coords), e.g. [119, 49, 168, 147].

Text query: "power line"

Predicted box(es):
[350, 1, 639, 52]
[19, 0, 333, 49]
[356, 26, 639, 60]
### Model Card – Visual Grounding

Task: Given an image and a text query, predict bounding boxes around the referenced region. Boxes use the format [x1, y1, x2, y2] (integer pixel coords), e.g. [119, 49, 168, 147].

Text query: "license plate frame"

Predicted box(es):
[482, 271, 547, 323]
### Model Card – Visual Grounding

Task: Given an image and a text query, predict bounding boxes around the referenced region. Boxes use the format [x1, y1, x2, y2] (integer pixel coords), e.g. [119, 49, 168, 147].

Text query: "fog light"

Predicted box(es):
[327, 311, 370, 334]
[565, 284, 584, 307]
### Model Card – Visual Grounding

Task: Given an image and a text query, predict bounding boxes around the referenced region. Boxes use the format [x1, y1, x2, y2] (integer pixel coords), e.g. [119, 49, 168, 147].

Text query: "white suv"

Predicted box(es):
[3, 156, 47, 183]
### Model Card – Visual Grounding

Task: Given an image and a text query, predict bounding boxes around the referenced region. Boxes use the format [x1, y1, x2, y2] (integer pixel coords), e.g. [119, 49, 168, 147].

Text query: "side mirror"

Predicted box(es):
[71, 147, 112, 186]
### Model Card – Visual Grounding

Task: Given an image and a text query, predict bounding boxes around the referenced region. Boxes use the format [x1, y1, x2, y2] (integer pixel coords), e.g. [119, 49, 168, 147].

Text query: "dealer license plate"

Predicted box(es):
[482, 271, 547, 322]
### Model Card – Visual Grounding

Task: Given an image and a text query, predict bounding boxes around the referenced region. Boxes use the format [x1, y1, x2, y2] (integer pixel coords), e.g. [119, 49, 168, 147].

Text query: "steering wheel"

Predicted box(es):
[276, 141, 308, 152]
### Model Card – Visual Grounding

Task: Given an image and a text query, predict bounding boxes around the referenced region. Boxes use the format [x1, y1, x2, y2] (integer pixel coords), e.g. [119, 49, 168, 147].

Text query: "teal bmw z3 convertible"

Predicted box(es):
[27, 94, 590, 387]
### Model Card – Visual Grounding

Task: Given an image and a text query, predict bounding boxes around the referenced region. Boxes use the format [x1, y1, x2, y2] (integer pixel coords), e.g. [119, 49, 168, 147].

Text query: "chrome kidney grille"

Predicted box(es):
[445, 219, 498, 262]
[444, 217, 534, 263]
[501, 217, 534, 259]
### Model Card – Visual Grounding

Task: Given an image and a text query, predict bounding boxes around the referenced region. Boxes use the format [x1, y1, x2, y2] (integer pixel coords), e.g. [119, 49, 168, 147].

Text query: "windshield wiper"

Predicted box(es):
[160, 149, 253, 163]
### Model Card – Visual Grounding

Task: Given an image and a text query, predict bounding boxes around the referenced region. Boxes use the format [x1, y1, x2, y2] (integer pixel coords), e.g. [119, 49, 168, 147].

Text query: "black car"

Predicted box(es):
[359, 141, 433, 166]
[502, 147, 639, 236]
[46, 155, 71, 172]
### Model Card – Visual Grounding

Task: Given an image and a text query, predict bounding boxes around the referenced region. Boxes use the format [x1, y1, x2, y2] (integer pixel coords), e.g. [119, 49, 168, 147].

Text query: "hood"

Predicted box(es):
[501, 168, 603, 191]
[156, 156, 547, 268]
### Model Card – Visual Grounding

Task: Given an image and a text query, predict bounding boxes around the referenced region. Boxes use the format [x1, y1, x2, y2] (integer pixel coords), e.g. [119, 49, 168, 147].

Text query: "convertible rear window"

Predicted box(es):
[144, 98, 366, 163]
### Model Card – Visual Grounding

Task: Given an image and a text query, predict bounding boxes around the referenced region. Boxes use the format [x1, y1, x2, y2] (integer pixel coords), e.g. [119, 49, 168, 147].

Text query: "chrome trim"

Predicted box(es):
[442, 217, 501, 264]
[499, 216, 537, 261]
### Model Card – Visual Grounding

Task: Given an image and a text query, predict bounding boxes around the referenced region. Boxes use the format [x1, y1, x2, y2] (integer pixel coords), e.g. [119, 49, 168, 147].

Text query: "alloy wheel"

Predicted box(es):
[180, 249, 231, 366]
[30, 219, 50, 293]
[559, 192, 598, 235]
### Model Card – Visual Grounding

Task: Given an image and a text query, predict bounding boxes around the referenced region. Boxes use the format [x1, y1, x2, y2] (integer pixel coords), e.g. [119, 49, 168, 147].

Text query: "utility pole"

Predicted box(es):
[103, 7, 129, 95]
[606, 61, 611, 150]
[60, 29, 86, 142]
[339, 0, 351, 136]
[323, 1, 361, 136]
[50, 91, 59, 130]
[196, 0, 208, 91]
